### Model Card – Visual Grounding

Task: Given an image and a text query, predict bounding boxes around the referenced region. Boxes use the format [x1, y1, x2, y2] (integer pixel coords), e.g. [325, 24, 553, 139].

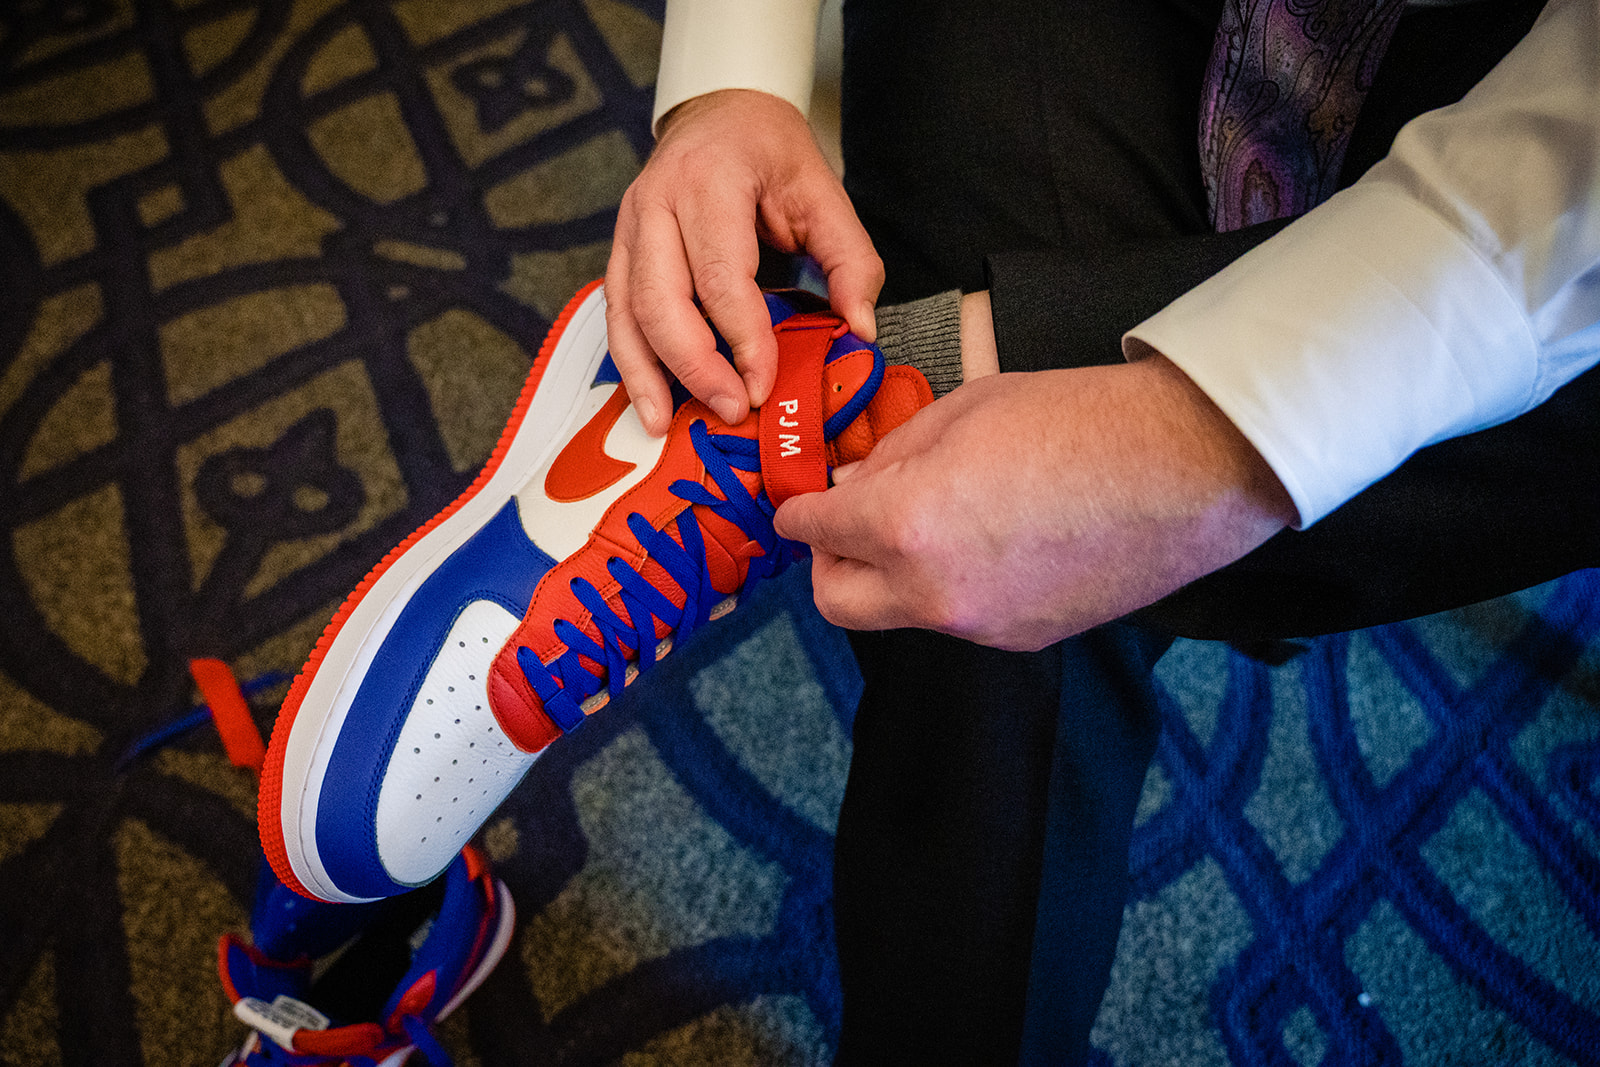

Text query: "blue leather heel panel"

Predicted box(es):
[315, 499, 554, 898]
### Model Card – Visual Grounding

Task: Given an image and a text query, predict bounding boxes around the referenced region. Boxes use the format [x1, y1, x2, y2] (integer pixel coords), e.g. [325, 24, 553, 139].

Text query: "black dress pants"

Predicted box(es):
[828, 0, 1583, 1063]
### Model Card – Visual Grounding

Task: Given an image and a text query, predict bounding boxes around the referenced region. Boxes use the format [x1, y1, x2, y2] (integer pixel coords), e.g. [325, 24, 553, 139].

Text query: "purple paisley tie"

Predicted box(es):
[1200, 0, 1409, 231]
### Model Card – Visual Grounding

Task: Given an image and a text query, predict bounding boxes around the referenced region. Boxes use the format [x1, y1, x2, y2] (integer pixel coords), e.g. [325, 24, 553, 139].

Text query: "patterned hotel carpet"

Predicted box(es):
[2, 2, 1599, 1064]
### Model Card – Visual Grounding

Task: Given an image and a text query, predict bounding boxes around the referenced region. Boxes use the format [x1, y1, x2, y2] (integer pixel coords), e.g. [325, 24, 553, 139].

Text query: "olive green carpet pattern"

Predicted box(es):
[3, 3, 1600, 1066]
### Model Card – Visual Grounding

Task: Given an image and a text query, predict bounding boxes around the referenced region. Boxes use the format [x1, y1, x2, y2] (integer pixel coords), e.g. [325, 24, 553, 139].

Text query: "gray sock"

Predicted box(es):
[872, 290, 964, 398]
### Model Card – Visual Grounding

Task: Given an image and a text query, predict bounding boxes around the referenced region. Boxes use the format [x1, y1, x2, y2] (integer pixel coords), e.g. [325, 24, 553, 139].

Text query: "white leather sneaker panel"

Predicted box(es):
[514, 382, 667, 561]
[375, 599, 540, 885]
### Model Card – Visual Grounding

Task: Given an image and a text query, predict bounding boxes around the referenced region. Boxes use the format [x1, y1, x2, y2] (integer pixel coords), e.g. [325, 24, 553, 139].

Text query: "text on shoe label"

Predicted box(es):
[236, 995, 331, 1051]
[760, 313, 833, 506]
[778, 399, 802, 456]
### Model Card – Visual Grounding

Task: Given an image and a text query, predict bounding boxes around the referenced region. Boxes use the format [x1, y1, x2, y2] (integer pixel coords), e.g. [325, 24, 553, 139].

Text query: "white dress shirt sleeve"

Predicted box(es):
[1126, 0, 1600, 527]
[652, 0, 825, 133]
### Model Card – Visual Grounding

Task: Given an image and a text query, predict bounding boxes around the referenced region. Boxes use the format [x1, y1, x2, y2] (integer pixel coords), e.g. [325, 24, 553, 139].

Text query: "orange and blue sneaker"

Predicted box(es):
[259, 281, 932, 902]
[217, 845, 513, 1065]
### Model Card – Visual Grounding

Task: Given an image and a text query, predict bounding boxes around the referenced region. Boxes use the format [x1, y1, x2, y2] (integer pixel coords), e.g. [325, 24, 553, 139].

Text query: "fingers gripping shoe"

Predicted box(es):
[218, 845, 514, 1066]
[260, 281, 932, 902]
[487, 297, 934, 749]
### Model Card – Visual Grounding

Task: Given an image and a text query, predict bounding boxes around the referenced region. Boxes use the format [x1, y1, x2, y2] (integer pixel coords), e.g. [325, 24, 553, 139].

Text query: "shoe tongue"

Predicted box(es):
[758, 312, 883, 507]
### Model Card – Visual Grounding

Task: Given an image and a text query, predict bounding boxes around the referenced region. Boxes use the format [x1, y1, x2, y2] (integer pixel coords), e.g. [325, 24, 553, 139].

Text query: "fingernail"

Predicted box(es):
[830, 461, 860, 485]
[855, 303, 877, 342]
[710, 394, 743, 426]
[633, 394, 660, 434]
[742, 371, 767, 408]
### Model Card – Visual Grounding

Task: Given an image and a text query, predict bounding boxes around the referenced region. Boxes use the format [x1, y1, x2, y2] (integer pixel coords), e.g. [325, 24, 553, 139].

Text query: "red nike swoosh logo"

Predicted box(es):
[544, 385, 638, 502]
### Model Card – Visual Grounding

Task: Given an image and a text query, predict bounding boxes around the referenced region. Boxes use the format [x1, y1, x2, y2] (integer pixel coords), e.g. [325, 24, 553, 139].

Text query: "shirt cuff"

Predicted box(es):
[1125, 181, 1540, 528]
[653, 0, 824, 134]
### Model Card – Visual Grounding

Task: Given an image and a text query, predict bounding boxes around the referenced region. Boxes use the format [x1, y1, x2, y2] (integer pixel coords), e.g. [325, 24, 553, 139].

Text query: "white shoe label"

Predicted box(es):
[235, 994, 330, 1051]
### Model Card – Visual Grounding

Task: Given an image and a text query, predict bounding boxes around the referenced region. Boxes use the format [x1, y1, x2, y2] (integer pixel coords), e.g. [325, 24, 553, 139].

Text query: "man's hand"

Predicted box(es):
[773, 357, 1299, 651]
[606, 89, 883, 435]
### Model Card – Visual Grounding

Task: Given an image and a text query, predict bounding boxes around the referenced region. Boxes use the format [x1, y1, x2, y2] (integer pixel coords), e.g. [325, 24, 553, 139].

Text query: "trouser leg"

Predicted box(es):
[834, 624, 1172, 1065]
[833, 631, 1063, 1063]
[1019, 625, 1175, 1063]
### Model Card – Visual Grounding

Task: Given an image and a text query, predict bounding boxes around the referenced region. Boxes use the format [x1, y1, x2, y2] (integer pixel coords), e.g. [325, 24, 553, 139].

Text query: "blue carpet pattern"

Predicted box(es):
[1, 1, 1599, 1064]
[1096, 572, 1600, 1066]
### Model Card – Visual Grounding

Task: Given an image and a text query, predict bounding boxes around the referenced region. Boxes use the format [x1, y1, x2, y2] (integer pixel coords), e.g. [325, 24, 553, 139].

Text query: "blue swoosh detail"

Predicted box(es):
[316, 498, 555, 898]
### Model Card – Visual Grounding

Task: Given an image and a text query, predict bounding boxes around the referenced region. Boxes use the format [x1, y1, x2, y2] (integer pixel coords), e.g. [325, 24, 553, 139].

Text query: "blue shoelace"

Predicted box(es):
[516, 418, 807, 732]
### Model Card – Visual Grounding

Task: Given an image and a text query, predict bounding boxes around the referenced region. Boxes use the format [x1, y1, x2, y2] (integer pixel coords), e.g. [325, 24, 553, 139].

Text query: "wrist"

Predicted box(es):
[655, 87, 805, 143]
[959, 291, 999, 381]
[1131, 354, 1299, 534]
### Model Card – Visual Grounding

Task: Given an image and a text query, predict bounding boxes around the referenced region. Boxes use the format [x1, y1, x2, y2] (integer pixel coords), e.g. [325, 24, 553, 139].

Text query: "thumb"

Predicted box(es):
[824, 255, 883, 344]
[788, 184, 883, 343]
[772, 491, 818, 547]
[775, 476, 881, 562]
